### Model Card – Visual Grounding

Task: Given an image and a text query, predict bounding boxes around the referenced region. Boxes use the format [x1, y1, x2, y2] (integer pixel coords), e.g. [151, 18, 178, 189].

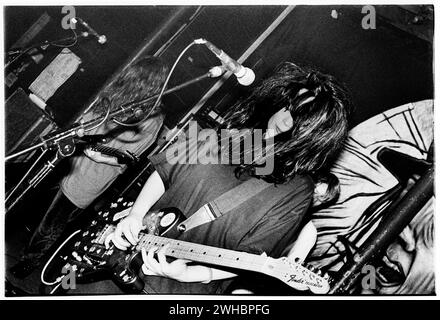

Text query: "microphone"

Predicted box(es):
[72, 17, 107, 44]
[195, 38, 255, 86]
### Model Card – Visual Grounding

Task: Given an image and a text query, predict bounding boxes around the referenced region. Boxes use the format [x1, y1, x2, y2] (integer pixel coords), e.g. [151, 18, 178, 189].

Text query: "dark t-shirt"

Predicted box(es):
[142, 140, 314, 294]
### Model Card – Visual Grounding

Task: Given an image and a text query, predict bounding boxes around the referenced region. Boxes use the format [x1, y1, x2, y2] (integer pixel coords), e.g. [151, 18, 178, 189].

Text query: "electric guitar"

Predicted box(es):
[49, 198, 330, 294]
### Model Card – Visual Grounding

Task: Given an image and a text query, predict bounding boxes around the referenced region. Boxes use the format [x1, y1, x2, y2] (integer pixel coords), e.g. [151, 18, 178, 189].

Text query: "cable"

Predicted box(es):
[6, 29, 79, 68]
[52, 29, 79, 48]
[83, 97, 112, 133]
[49, 282, 63, 295]
[40, 230, 81, 286]
[112, 40, 199, 127]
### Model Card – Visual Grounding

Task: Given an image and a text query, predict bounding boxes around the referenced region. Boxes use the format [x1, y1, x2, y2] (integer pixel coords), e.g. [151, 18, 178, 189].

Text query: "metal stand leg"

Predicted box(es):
[329, 166, 434, 294]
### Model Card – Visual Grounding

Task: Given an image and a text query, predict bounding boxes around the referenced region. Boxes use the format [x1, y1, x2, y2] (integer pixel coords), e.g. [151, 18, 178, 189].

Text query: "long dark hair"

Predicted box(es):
[93, 56, 168, 120]
[222, 62, 352, 183]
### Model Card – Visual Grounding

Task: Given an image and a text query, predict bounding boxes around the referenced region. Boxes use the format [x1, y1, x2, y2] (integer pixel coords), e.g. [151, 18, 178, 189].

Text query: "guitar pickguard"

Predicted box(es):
[51, 197, 185, 293]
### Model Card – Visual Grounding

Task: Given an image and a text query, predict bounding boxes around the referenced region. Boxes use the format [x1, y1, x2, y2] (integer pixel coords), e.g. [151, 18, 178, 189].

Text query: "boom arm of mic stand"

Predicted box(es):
[5, 122, 85, 161]
[116, 72, 214, 110]
[5, 72, 215, 162]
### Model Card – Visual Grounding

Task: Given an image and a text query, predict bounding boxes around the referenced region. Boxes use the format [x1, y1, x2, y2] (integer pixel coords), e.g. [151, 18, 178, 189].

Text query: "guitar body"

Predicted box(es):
[51, 199, 185, 293]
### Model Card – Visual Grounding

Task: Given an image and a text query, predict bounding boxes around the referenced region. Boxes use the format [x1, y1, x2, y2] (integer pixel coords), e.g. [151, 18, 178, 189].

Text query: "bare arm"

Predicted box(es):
[130, 170, 165, 220]
[287, 221, 317, 262]
[110, 170, 165, 250]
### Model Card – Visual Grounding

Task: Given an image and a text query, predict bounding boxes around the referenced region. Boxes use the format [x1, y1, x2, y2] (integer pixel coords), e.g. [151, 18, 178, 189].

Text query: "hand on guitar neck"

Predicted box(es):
[103, 212, 326, 292]
[84, 145, 138, 166]
[137, 221, 318, 286]
[76, 134, 138, 166]
[84, 148, 122, 167]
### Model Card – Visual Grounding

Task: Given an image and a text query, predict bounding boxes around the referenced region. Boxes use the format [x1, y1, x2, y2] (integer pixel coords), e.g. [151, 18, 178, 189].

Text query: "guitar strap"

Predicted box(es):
[177, 178, 270, 233]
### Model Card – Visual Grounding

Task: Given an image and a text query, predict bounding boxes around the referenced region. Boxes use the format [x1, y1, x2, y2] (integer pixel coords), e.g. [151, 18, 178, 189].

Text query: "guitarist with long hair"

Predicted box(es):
[105, 62, 352, 294]
[11, 56, 169, 279]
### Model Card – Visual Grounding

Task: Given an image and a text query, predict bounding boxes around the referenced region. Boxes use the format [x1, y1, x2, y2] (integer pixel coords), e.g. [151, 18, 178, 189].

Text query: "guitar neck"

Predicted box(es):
[135, 234, 269, 274]
[92, 144, 136, 164]
[92, 224, 329, 293]
[93, 145, 125, 158]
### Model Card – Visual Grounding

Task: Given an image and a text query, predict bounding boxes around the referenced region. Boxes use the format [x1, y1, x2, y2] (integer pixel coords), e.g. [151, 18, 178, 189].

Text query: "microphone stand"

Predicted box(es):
[5, 140, 75, 212]
[5, 70, 220, 212]
[5, 134, 110, 213]
[5, 71, 215, 162]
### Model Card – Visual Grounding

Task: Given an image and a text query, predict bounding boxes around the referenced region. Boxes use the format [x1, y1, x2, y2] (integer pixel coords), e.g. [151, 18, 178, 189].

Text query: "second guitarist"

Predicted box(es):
[10, 56, 169, 279]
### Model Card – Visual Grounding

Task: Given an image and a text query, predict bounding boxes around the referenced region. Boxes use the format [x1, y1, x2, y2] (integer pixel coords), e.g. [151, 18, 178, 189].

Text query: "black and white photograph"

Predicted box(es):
[1, 2, 436, 302]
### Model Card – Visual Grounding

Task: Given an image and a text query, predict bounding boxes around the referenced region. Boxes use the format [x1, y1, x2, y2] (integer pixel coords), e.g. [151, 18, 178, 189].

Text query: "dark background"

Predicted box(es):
[5, 5, 433, 136]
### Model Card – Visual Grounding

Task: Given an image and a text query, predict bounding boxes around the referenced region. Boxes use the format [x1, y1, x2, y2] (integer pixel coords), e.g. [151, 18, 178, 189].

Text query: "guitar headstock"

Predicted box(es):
[262, 257, 330, 294]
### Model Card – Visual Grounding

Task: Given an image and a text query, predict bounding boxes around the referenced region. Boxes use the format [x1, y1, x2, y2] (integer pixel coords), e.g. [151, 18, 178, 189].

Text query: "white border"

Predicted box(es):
[1, 1, 438, 301]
